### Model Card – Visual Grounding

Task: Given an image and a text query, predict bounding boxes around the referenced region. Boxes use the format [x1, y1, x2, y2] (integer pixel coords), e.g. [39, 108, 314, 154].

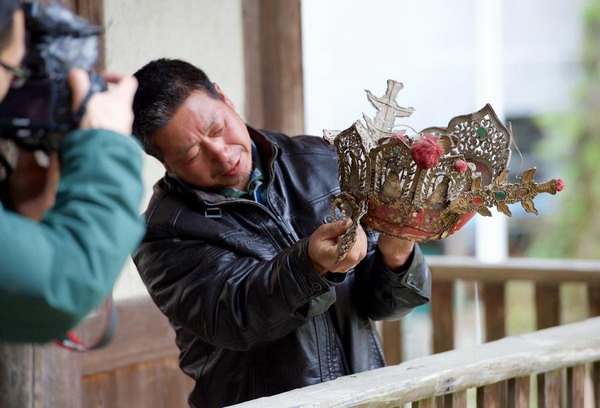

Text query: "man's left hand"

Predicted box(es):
[377, 234, 414, 271]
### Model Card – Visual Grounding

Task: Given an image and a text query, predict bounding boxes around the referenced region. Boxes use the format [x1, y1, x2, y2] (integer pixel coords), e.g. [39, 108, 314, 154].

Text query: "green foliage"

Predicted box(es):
[528, 0, 600, 259]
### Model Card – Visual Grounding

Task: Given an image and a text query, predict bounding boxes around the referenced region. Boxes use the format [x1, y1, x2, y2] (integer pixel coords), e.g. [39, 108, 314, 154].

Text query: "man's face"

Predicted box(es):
[153, 88, 253, 191]
[0, 9, 25, 101]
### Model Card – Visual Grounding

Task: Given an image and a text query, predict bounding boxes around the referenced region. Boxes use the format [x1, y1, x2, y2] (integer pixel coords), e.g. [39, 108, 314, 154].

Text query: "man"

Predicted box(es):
[132, 58, 431, 408]
[0, 0, 144, 342]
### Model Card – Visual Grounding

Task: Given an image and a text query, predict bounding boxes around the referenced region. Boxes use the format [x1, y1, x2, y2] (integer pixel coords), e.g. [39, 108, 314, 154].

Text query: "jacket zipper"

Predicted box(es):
[324, 311, 350, 376]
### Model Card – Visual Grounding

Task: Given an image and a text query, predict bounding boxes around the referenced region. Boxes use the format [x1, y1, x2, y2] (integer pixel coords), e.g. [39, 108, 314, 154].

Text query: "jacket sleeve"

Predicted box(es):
[0, 129, 145, 343]
[352, 235, 432, 321]
[135, 236, 338, 351]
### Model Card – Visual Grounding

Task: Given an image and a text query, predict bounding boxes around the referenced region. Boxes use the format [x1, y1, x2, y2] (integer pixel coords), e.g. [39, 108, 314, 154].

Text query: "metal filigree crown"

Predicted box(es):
[324, 80, 563, 260]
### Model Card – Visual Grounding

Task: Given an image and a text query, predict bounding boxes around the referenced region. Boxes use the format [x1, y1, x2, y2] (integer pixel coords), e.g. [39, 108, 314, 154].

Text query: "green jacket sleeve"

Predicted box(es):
[0, 129, 145, 343]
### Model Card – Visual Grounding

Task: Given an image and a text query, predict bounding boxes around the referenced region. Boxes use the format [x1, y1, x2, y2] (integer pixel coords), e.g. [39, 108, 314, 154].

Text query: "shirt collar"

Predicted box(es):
[210, 141, 265, 199]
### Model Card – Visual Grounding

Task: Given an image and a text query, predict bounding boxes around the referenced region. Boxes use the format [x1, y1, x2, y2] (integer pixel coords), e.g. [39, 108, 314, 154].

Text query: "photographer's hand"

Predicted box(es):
[8, 150, 60, 221]
[68, 69, 138, 134]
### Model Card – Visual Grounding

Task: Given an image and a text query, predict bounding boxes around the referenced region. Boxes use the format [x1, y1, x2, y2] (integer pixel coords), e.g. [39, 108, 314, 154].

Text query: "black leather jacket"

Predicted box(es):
[134, 128, 431, 408]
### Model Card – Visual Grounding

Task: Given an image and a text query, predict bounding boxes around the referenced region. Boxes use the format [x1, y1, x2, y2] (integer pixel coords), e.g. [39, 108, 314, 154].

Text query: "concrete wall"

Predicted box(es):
[101, 0, 246, 299]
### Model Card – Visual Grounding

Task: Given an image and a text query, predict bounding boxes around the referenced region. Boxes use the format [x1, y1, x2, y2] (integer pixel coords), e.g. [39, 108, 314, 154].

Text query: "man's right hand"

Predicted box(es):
[308, 219, 368, 275]
[68, 68, 138, 135]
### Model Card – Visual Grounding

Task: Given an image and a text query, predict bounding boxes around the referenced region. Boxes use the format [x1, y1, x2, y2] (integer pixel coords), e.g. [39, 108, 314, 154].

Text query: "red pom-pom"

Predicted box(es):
[454, 160, 468, 173]
[555, 178, 565, 192]
[391, 132, 408, 143]
[411, 135, 444, 169]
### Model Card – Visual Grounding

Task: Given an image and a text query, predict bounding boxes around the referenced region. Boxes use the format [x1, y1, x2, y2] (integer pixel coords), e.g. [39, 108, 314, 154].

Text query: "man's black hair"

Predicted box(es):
[0, 0, 20, 52]
[132, 58, 222, 161]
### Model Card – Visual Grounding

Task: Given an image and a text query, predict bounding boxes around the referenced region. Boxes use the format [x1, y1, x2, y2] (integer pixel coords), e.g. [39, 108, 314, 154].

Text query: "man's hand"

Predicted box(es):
[308, 220, 368, 275]
[377, 234, 415, 271]
[68, 69, 138, 135]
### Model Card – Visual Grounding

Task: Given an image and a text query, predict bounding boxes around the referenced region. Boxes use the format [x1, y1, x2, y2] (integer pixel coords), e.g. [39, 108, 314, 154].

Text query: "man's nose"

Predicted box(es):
[205, 140, 231, 163]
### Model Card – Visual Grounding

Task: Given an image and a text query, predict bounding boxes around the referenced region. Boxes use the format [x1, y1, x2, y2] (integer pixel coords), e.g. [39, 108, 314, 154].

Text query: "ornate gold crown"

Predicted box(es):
[324, 80, 564, 259]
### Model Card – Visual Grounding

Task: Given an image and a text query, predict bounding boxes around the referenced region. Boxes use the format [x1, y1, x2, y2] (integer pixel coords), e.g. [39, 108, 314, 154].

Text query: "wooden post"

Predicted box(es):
[482, 283, 507, 407]
[483, 282, 505, 341]
[0, 343, 81, 408]
[594, 361, 600, 408]
[74, 0, 105, 71]
[382, 320, 402, 366]
[0, 344, 35, 408]
[538, 369, 561, 408]
[590, 286, 600, 408]
[478, 383, 502, 408]
[567, 365, 585, 408]
[414, 397, 436, 408]
[452, 390, 467, 408]
[435, 394, 453, 408]
[242, 0, 305, 136]
[590, 284, 600, 317]
[432, 281, 454, 353]
[535, 284, 560, 330]
[38, 0, 105, 71]
[508, 376, 530, 408]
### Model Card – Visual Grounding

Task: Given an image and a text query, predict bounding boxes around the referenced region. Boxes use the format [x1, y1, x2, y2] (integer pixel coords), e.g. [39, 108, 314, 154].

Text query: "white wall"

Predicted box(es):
[101, 0, 246, 299]
[302, 0, 583, 133]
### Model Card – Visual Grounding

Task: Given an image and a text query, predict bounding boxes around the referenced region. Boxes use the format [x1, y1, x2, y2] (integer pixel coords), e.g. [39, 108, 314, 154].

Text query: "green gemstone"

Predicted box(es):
[393, 148, 400, 154]
[477, 127, 488, 139]
[495, 191, 507, 201]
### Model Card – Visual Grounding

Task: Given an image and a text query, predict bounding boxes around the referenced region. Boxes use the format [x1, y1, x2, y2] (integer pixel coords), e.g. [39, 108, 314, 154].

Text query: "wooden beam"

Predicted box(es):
[432, 280, 454, 353]
[567, 365, 585, 408]
[426, 256, 600, 284]
[508, 376, 530, 408]
[539, 369, 561, 408]
[381, 320, 402, 366]
[452, 390, 467, 408]
[0, 344, 34, 408]
[536, 284, 560, 330]
[242, 0, 304, 135]
[0, 343, 81, 408]
[483, 283, 505, 341]
[480, 383, 502, 408]
[593, 361, 600, 408]
[36, 0, 105, 71]
[589, 285, 600, 317]
[74, 0, 105, 71]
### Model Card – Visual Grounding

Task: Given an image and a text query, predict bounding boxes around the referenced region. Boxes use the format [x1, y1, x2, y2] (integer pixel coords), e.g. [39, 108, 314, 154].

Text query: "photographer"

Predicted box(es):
[0, 1, 144, 342]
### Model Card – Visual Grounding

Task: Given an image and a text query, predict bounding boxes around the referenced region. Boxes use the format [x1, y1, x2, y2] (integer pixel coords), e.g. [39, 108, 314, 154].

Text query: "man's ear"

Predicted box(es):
[163, 161, 173, 174]
[214, 83, 236, 110]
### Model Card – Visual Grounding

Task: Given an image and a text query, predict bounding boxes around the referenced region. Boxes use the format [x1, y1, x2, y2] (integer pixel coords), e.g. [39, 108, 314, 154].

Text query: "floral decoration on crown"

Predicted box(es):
[324, 80, 564, 261]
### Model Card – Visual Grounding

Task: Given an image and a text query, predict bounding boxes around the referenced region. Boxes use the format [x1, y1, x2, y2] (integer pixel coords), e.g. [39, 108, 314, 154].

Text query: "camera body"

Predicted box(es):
[0, 2, 106, 152]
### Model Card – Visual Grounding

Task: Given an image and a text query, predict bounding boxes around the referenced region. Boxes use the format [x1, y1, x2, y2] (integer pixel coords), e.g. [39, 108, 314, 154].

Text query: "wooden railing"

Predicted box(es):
[381, 256, 600, 365]
[230, 317, 600, 407]
[2, 257, 599, 407]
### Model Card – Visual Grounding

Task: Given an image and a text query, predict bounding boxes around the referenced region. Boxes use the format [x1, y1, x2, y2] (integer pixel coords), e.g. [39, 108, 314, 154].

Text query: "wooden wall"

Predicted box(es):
[0, 296, 193, 408]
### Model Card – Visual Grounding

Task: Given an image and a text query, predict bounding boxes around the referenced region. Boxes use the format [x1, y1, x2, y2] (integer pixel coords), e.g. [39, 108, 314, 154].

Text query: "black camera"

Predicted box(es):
[0, 1, 106, 152]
